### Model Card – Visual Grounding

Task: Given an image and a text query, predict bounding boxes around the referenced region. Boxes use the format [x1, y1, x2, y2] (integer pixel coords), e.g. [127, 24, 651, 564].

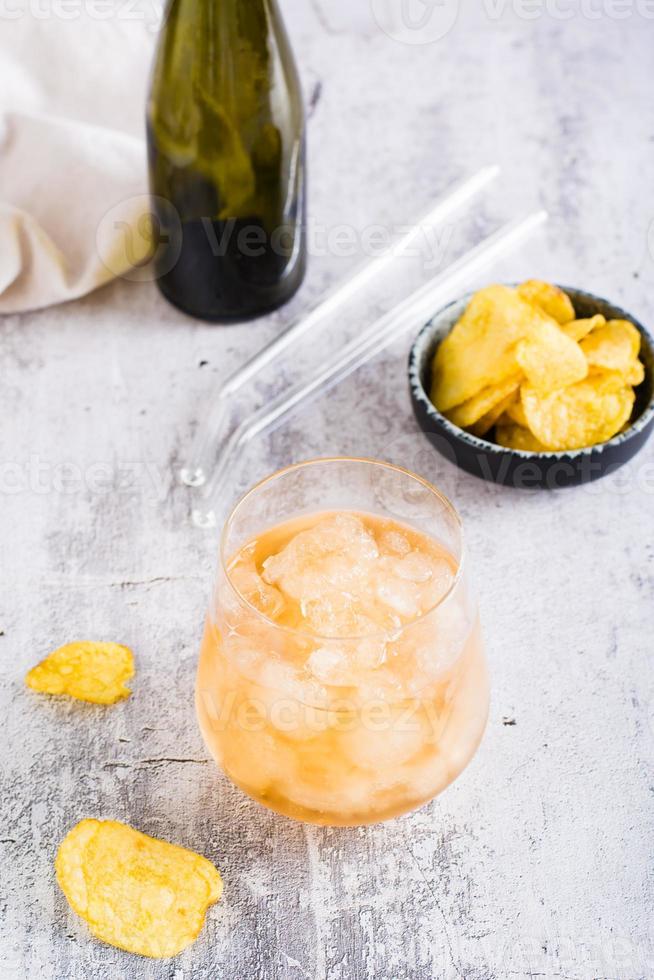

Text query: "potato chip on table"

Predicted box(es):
[56, 820, 223, 958]
[25, 641, 134, 704]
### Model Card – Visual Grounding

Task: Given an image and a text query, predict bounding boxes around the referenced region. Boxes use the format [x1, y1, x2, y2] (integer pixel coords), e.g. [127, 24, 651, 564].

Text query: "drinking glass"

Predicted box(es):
[196, 457, 489, 825]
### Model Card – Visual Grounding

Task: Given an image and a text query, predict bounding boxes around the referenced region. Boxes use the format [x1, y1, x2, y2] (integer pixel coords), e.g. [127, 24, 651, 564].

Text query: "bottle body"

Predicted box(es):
[146, 0, 306, 321]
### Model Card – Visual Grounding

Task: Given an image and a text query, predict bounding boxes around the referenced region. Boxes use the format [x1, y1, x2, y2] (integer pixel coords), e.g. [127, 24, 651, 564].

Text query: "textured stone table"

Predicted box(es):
[1, 2, 653, 978]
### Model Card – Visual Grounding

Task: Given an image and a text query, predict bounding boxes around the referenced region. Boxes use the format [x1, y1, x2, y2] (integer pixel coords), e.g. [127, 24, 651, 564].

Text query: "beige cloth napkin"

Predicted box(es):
[0, 12, 156, 314]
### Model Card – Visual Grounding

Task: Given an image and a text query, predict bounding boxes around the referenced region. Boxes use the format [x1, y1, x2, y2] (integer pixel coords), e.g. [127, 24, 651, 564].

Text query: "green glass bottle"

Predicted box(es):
[146, 0, 306, 321]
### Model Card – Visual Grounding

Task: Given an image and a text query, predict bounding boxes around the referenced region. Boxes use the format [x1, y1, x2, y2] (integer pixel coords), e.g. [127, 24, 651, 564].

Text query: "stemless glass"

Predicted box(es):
[196, 458, 489, 826]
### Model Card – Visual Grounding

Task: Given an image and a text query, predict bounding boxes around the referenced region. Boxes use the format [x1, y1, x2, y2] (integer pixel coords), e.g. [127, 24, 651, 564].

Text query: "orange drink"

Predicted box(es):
[196, 459, 489, 825]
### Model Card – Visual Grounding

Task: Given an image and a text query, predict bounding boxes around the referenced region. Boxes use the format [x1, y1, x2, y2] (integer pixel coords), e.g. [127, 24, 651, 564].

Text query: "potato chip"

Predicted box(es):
[495, 424, 549, 452]
[580, 319, 642, 376]
[610, 319, 641, 355]
[469, 390, 521, 438]
[625, 359, 645, 387]
[446, 374, 522, 430]
[588, 362, 645, 389]
[517, 280, 575, 324]
[586, 367, 636, 392]
[521, 376, 635, 450]
[429, 282, 642, 453]
[56, 819, 223, 959]
[25, 641, 134, 704]
[515, 319, 588, 392]
[431, 285, 550, 411]
[560, 314, 605, 342]
[503, 393, 529, 428]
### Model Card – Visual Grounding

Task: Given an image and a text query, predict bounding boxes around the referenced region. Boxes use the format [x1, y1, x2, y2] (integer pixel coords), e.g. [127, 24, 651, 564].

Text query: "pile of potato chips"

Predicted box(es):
[430, 281, 645, 452]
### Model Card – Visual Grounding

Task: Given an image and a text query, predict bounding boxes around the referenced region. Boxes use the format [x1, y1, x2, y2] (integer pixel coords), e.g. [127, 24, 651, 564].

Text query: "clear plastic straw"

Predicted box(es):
[180, 165, 500, 488]
[191, 209, 548, 528]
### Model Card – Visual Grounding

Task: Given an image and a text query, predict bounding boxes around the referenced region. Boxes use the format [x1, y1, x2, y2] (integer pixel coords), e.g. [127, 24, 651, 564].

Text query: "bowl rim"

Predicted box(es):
[408, 284, 654, 459]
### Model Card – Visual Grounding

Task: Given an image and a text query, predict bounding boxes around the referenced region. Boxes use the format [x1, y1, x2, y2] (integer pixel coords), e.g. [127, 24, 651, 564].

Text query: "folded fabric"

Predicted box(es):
[0, 112, 151, 313]
[0, 13, 155, 313]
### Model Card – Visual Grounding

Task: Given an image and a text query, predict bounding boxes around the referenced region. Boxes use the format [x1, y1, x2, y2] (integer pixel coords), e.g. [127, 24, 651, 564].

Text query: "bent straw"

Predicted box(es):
[180, 165, 500, 488]
[191, 210, 548, 528]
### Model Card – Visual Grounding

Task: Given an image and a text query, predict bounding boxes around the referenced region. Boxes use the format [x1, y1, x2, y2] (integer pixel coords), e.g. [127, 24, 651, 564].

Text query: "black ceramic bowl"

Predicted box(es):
[408, 286, 654, 489]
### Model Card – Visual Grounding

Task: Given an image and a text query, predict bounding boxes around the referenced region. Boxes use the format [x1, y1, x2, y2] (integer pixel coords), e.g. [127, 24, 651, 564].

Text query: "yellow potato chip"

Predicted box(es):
[609, 319, 642, 356]
[586, 368, 636, 393]
[495, 424, 549, 452]
[517, 280, 575, 324]
[56, 819, 223, 959]
[431, 285, 551, 411]
[515, 319, 588, 392]
[469, 390, 521, 438]
[503, 393, 529, 428]
[625, 359, 645, 387]
[446, 374, 522, 430]
[25, 641, 134, 704]
[560, 314, 605, 342]
[580, 319, 642, 375]
[521, 376, 635, 450]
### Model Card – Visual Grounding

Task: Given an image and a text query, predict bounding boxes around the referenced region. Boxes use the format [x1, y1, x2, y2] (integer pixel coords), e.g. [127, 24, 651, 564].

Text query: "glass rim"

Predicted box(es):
[219, 456, 466, 642]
